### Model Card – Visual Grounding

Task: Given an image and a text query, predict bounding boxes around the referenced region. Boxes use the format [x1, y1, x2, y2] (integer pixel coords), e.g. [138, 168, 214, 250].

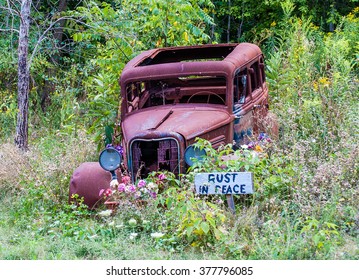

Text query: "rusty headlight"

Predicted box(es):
[99, 147, 121, 175]
[184, 145, 207, 166]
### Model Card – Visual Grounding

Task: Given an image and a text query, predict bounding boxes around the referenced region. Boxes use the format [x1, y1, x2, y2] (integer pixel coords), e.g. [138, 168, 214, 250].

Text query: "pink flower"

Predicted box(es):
[118, 183, 126, 192]
[158, 173, 166, 180]
[122, 176, 131, 184]
[137, 180, 146, 188]
[129, 185, 136, 193]
[150, 192, 157, 199]
[100, 188, 112, 197]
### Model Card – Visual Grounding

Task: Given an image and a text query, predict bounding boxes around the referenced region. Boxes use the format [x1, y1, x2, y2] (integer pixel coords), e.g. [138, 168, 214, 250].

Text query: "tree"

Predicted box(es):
[14, 0, 31, 150]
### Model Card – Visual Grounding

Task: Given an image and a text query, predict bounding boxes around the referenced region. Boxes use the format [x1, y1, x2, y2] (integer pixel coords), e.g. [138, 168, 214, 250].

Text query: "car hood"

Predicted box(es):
[122, 106, 234, 142]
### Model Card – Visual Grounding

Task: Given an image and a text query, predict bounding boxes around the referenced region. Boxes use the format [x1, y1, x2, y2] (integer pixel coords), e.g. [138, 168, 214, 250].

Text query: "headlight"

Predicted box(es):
[184, 145, 206, 166]
[99, 147, 122, 171]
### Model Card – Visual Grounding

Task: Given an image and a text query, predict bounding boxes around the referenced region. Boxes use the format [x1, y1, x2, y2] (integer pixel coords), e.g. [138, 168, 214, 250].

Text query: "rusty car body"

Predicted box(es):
[69, 43, 277, 207]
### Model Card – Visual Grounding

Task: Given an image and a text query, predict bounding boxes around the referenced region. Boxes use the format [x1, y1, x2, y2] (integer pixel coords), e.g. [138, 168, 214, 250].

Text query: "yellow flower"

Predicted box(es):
[313, 81, 319, 91]
[254, 145, 263, 152]
[318, 77, 330, 87]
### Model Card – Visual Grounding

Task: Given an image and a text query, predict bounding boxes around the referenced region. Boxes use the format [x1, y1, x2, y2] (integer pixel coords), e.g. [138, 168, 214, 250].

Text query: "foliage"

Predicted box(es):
[0, 0, 359, 260]
[64, 0, 214, 147]
[157, 186, 228, 248]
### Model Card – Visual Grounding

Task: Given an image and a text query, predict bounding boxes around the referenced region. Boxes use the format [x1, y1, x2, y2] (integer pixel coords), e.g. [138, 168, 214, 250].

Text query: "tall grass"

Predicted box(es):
[0, 13, 358, 259]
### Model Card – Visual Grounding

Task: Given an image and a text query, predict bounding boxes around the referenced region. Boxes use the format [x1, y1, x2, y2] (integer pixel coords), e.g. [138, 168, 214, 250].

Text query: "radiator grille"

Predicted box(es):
[131, 139, 179, 177]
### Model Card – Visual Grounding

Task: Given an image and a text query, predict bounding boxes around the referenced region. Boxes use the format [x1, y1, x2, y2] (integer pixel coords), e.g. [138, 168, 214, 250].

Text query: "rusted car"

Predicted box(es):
[69, 43, 277, 207]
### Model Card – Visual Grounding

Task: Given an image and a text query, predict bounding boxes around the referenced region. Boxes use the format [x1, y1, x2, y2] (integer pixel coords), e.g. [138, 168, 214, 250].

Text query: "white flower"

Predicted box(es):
[128, 218, 137, 226]
[110, 179, 119, 187]
[98, 210, 112, 217]
[241, 144, 248, 149]
[108, 221, 115, 226]
[129, 232, 138, 240]
[147, 182, 158, 190]
[150, 232, 165, 239]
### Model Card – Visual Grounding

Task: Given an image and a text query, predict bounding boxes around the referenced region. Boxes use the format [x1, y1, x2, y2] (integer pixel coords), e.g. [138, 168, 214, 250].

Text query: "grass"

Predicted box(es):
[0, 16, 358, 260]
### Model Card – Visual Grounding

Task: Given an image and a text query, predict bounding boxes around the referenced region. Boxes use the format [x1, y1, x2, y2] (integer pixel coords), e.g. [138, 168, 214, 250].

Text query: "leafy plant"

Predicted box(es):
[158, 186, 228, 248]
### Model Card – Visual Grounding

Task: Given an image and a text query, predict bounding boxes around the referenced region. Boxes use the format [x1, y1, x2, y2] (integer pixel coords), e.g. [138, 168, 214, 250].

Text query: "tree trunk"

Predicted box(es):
[15, 0, 32, 151]
[227, 0, 231, 43]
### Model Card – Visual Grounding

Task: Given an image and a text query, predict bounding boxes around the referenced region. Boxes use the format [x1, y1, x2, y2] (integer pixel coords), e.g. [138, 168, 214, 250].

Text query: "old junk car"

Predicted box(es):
[69, 43, 278, 208]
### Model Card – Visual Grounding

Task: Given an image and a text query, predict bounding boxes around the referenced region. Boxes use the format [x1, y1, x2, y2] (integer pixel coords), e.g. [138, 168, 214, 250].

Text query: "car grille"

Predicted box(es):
[131, 138, 179, 177]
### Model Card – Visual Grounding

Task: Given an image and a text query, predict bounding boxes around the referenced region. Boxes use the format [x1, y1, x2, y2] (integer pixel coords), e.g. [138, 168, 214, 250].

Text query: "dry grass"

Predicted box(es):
[0, 130, 97, 198]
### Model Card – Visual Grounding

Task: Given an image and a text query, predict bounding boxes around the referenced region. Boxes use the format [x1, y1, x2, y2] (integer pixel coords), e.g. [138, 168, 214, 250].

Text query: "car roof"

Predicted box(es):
[120, 43, 262, 86]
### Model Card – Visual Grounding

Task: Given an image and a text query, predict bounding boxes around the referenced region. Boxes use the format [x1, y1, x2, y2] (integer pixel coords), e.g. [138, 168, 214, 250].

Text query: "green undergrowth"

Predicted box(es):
[1, 13, 358, 260]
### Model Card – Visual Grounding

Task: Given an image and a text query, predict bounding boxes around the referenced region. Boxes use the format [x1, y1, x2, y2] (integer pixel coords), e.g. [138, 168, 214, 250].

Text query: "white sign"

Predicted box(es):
[195, 172, 254, 195]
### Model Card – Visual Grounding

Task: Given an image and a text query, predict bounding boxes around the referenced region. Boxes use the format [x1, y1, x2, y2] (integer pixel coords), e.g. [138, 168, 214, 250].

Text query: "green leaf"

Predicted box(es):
[105, 125, 113, 140]
[201, 222, 210, 234]
[186, 226, 194, 237]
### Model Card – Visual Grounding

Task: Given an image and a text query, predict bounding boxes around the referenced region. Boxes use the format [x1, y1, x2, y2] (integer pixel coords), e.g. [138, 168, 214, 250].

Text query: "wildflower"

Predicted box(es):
[247, 142, 255, 149]
[104, 188, 113, 197]
[241, 144, 248, 149]
[122, 176, 131, 184]
[128, 218, 137, 226]
[99, 188, 113, 197]
[254, 145, 263, 152]
[150, 232, 164, 239]
[258, 132, 267, 141]
[110, 179, 119, 188]
[114, 145, 124, 155]
[106, 144, 124, 155]
[137, 179, 146, 188]
[98, 210, 113, 217]
[318, 76, 330, 87]
[147, 182, 158, 190]
[158, 173, 166, 180]
[129, 232, 138, 240]
[129, 185, 136, 193]
[118, 183, 126, 192]
[150, 192, 157, 199]
[135, 191, 142, 198]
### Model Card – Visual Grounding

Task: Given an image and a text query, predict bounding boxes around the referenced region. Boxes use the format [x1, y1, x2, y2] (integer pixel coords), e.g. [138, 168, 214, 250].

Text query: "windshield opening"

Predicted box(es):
[125, 75, 227, 113]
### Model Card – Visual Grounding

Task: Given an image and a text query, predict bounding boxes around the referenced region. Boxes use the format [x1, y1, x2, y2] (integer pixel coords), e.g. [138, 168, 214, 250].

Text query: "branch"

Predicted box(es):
[28, 16, 93, 68]
[4, 0, 21, 16]
[0, 5, 21, 17]
[0, 28, 19, 33]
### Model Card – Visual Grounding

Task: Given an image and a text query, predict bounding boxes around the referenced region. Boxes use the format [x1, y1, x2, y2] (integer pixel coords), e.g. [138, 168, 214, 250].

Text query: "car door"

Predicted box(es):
[249, 58, 269, 136]
[233, 68, 254, 146]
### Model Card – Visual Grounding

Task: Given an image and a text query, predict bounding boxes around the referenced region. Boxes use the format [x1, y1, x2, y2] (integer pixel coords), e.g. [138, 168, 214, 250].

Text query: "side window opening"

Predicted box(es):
[234, 70, 248, 104]
[126, 82, 146, 112]
[239, 75, 247, 104]
[259, 56, 265, 83]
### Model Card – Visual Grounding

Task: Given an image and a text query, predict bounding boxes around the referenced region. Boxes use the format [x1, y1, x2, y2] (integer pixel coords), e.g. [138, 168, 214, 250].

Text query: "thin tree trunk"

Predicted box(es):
[15, 0, 31, 151]
[227, 0, 231, 43]
[210, 11, 215, 43]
